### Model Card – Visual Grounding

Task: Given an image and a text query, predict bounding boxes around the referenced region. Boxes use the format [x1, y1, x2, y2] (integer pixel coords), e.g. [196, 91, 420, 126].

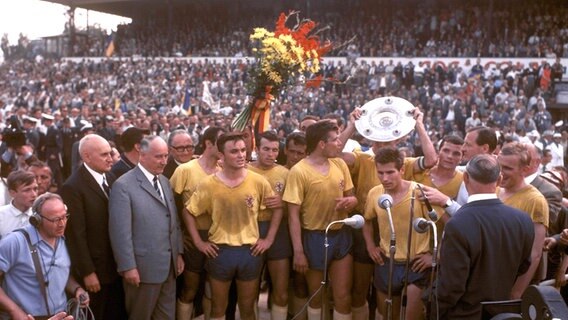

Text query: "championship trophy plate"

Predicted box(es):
[355, 96, 416, 142]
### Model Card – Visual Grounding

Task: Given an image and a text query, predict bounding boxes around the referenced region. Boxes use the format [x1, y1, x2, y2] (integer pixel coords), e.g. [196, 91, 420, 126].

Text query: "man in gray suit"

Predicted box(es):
[109, 136, 184, 320]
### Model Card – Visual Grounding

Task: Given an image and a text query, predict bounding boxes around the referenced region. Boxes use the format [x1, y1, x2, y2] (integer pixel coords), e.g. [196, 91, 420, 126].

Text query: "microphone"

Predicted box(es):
[340, 214, 365, 229]
[378, 194, 393, 209]
[378, 194, 396, 244]
[416, 184, 438, 221]
[413, 217, 430, 233]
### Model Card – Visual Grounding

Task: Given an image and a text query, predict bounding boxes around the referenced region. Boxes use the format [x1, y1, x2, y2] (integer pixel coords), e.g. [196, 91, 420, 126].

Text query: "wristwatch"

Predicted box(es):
[443, 198, 452, 208]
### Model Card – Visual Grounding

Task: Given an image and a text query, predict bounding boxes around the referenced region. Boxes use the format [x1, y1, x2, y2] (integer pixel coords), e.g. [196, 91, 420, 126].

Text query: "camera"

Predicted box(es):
[3, 115, 26, 149]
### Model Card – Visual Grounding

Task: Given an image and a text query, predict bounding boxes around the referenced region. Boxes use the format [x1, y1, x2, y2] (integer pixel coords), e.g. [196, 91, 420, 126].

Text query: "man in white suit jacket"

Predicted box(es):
[109, 135, 184, 320]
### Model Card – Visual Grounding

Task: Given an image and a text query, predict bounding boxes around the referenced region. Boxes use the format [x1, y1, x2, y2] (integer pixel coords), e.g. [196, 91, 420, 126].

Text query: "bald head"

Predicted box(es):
[79, 134, 113, 174]
[465, 154, 501, 184]
[524, 143, 541, 175]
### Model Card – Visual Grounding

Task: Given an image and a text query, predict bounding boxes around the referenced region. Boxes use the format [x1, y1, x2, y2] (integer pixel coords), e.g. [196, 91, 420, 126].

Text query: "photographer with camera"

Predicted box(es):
[0, 115, 38, 178]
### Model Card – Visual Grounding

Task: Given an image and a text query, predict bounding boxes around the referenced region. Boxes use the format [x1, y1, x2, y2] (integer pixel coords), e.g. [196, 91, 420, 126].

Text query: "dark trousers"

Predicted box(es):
[89, 277, 128, 320]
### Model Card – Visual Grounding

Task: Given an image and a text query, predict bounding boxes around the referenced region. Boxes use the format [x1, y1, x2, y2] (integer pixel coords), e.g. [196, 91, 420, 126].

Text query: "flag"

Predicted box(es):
[114, 97, 121, 111]
[202, 81, 220, 112]
[105, 33, 115, 57]
[182, 86, 191, 114]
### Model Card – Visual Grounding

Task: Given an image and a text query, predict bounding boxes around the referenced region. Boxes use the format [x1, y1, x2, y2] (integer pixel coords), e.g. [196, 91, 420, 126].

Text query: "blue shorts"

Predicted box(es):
[259, 221, 292, 261]
[206, 245, 263, 282]
[302, 226, 352, 271]
[351, 214, 379, 264]
[184, 230, 209, 272]
[374, 256, 429, 295]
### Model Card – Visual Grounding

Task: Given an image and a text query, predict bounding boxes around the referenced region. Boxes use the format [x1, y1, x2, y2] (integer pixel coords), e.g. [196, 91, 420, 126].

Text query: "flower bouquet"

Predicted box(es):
[231, 11, 332, 132]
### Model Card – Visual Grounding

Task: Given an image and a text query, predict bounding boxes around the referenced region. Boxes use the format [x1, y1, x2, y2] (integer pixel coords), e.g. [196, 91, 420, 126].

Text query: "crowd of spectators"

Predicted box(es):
[0, 54, 566, 181]
[110, 0, 568, 58]
[4, 1, 566, 59]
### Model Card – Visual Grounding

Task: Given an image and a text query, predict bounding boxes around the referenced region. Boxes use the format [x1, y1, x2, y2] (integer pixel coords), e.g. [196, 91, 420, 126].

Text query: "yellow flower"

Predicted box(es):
[278, 34, 297, 46]
[250, 28, 274, 40]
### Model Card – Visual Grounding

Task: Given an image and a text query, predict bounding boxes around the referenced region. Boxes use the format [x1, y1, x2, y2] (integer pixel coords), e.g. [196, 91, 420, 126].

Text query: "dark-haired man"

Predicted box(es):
[299, 115, 319, 133]
[362, 147, 437, 320]
[282, 132, 309, 317]
[460, 126, 498, 168]
[170, 126, 225, 320]
[436, 154, 534, 319]
[284, 132, 307, 169]
[187, 132, 282, 320]
[27, 161, 53, 196]
[110, 127, 147, 179]
[338, 107, 437, 319]
[283, 120, 358, 320]
[249, 131, 291, 320]
[420, 126, 498, 215]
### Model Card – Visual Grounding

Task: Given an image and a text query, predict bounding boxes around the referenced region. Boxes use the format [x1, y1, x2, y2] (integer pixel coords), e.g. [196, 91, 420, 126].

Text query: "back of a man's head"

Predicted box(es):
[465, 154, 501, 184]
[121, 127, 147, 152]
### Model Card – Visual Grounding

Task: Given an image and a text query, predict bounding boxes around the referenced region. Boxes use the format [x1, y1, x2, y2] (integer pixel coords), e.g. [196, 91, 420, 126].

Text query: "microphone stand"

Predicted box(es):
[426, 222, 438, 320]
[400, 187, 416, 320]
[321, 220, 343, 320]
[385, 206, 396, 320]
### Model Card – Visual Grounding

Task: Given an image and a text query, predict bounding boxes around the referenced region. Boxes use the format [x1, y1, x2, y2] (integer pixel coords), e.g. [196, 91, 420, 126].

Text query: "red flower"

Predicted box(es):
[305, 75, 323, 88]
[274, 13, 290, 36]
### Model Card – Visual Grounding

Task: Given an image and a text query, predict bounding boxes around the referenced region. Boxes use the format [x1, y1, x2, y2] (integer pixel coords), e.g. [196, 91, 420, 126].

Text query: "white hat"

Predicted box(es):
[41, 113, 55, 121]
[22, 115, 39, 123]
[553, 132, 562, 138]
[80, 123, 94, 132]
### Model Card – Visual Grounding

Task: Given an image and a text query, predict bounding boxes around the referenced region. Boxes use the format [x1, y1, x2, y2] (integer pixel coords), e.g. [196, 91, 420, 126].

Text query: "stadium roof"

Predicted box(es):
[42, 0, 193, 18]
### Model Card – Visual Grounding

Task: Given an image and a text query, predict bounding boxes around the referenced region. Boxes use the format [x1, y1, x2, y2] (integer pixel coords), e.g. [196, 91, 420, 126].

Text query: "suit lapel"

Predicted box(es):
[531, 176, 543, 189]
[134, 167, 167, 206]
[80, 165, 108, 201]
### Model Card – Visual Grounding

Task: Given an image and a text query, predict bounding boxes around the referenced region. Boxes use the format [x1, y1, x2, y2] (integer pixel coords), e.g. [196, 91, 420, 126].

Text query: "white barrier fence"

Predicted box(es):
[62, 56, 568, 79]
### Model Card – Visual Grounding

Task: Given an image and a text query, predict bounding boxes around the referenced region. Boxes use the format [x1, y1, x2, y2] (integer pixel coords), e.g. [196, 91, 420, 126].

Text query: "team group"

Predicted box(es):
[0, 106, 560, 320]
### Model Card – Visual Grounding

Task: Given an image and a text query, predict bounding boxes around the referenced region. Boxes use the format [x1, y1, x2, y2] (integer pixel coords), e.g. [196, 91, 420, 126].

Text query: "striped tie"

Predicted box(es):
[153, 176, 162, 199]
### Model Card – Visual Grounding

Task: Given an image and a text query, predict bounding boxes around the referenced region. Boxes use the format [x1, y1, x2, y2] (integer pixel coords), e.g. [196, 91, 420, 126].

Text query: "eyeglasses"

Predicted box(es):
[40, 214, 70, 224]
[172, 145, 195, 152]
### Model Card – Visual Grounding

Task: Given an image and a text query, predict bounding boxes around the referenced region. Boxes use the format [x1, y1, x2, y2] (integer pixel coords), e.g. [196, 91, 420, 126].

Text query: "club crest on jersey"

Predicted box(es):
[275, 181, 284, 193]
[339, 179, 345, 190]
[245, 195, 255, 208]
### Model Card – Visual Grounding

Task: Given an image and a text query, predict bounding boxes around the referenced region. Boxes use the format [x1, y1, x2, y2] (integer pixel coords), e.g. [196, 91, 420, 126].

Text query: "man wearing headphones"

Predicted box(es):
[0, 193, 89, 319]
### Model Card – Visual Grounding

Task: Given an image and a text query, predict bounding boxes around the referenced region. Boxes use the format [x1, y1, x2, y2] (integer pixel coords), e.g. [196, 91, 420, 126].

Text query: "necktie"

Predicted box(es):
[153, 176, 162, 199]
[102, 176, 110, 196]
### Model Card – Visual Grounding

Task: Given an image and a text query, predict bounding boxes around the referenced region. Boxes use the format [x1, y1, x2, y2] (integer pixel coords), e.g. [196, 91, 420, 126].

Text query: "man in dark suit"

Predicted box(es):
[163, 129, 194, 179]
[436, 154, 535, 319]
[61, 134, 127, 320]
[109, 136, 184, 320]
[110, 127, 147, 179]
[43, 114, 63, 188]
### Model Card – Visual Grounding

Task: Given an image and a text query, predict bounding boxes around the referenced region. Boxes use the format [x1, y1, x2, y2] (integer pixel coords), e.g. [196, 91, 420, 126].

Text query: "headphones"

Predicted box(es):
[29, 193, 66, 228]
[29, 211, 42, 228]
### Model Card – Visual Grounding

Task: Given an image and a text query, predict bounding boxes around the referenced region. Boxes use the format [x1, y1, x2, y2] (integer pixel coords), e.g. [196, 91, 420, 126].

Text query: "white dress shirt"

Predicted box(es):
[0, 201, 33, 239]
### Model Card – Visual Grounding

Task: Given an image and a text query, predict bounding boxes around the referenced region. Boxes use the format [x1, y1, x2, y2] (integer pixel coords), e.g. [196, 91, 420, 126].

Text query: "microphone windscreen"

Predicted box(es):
[378, 194, 393, 209]
[350, 214, 365, 229]
[413, 218, 429, 233]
